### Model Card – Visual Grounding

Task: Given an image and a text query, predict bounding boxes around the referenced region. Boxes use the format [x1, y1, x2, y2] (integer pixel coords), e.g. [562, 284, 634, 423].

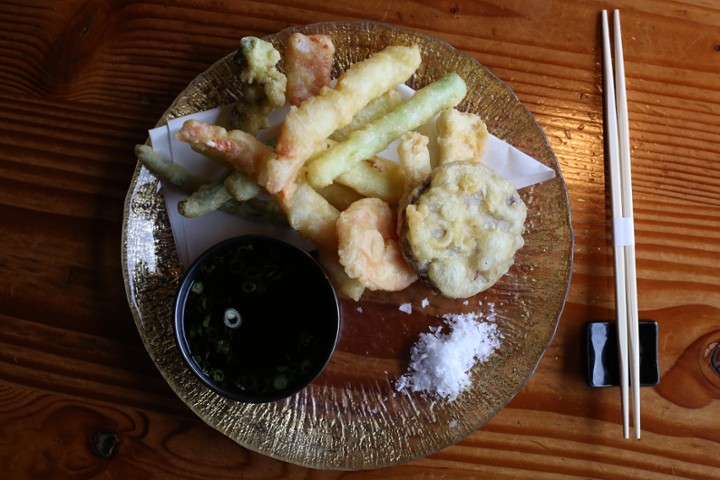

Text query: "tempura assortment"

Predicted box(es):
[136, 33, 527, 301]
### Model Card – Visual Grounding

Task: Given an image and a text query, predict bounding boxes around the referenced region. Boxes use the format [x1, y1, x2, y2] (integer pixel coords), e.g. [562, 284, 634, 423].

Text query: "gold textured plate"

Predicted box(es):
[122, 21, 573, 470]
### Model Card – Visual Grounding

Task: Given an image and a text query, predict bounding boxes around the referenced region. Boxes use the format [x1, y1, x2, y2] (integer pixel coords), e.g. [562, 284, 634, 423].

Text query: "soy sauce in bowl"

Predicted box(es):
[174, 236, 340, 403]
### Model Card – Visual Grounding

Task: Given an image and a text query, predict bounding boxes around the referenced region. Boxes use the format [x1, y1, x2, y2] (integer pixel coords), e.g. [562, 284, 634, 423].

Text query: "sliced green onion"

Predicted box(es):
[273, 374, 288, 390]
[199, 296, 209, 312]
[224, 308, 242, 328]
[215, 339, 230, 355]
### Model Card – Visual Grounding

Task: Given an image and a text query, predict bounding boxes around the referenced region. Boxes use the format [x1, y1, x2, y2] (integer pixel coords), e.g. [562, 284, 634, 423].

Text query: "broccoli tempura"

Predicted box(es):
[231, 36, 287, 134]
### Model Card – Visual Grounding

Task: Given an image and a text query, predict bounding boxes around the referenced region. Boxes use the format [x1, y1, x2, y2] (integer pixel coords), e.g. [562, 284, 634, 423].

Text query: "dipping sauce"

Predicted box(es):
[174, 236, 339, 403]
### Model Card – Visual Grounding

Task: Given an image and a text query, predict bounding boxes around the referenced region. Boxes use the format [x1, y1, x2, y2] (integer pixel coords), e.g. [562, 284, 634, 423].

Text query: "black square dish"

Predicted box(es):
[585, 320, 659, 387]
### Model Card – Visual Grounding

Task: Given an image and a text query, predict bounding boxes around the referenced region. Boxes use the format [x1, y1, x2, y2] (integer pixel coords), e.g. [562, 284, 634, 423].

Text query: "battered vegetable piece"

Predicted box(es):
[224, 170, 262, 201]
[231, 36, 287, 134]
[285, 33, 335, 106]
[311, 136, 405, 205]
[335, 156, 404, 206]
[436, 108, 489, 165]
[337, 198, 417, 291]
[316, 182, 364, 211]
[217, 197, 286, 225]
[317, 248, 365, 302]
[397, 131, 432, 206]
[281, 173, 340, 253]
[330, 89, 403, 142]
[134, 144, 204, 193]
[178, 182, 282, 222]
[400, 161, 527, 299]
[306, 72, 467, 190]
[265, 44, 422, 198]
[178, 170, 262, 218]
[134, 144, 285, 225]
[178, 180, 232, 218]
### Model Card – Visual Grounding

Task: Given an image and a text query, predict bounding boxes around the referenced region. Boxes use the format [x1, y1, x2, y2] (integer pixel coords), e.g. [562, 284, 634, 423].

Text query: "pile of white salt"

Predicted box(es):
[395, 312, 502, 401]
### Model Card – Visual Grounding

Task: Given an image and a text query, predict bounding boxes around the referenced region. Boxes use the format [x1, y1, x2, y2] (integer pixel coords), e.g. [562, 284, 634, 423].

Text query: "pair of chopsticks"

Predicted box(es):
[602, 9, 641, 440]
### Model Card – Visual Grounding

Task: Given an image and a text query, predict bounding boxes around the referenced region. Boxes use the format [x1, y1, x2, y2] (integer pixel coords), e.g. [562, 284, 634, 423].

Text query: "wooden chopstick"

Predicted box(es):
[613, 9, 642, 441]
[602, 9, 641, 440]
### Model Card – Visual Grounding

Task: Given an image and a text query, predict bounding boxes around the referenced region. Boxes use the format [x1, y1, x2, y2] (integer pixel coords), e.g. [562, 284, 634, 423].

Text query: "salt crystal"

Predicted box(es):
[357, 306, 364, 313]
[399, 303, 412, 314]
[394, 312, 502, 401]
[421, 298, 430, 308]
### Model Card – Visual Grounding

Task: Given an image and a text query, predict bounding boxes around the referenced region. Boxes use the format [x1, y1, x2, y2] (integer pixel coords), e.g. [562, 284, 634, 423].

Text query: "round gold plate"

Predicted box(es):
[122, 21, 573, 470]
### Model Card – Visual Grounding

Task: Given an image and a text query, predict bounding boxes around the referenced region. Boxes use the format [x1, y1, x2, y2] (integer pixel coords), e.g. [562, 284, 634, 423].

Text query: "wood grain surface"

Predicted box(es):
[1, 0, 719, 478]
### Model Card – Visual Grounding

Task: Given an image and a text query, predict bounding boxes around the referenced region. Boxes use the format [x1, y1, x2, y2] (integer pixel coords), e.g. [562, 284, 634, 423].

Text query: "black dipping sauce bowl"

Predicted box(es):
[174, 235, 340, 403]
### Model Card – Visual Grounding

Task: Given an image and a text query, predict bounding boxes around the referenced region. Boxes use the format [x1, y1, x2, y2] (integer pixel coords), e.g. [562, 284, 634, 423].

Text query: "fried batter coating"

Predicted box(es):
[400, 162, 527, 298]
[338, 198, 417, 291]
[285, 33, 335, 106]
[436, 108, 489, 165]
[175, 119, 273, 177]
[397, 131, 432, 207]
[231, 36, 287, 134]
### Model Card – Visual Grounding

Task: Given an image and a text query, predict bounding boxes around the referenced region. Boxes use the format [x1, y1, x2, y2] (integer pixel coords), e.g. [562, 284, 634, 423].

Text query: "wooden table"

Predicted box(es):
[1, 0, 719, 478]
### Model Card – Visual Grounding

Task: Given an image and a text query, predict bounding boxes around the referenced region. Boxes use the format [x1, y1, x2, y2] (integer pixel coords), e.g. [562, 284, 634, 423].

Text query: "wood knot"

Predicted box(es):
[655, 332, 720, 408]
[90, 430, 120, 460]
[45, 1, 111, 88]
[706, 341, 720, 376]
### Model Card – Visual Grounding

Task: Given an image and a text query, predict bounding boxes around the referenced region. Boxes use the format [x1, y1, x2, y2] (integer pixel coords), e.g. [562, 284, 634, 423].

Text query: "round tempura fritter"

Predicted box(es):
[399, 161, 527, 298]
